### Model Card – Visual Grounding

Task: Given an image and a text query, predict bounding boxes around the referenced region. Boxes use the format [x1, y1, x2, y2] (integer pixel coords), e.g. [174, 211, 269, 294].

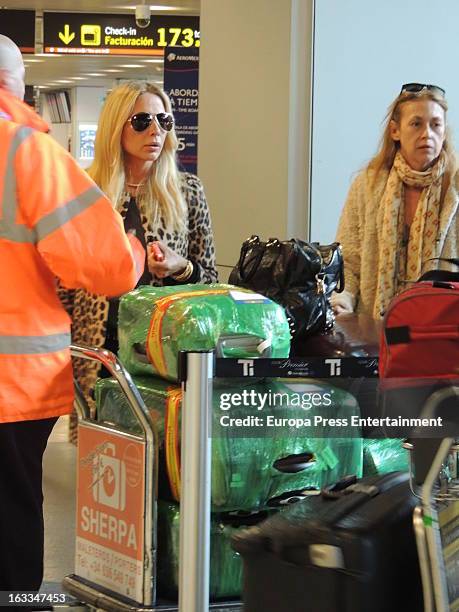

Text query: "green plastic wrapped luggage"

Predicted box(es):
[220, 379, 364, 503]
[157, 501, 271, 599]
[117, 284, 291, 381]
[362, 438, 409, 476]
[95, 376, 363, 511]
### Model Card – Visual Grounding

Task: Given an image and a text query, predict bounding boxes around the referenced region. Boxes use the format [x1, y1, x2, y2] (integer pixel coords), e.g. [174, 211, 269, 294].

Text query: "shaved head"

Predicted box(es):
[0, 35, 25, 100]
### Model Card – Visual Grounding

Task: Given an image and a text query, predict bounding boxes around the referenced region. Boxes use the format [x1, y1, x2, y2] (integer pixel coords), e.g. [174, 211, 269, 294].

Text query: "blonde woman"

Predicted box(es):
[61, 81, 217, 440]
[332, 83, 459, 318]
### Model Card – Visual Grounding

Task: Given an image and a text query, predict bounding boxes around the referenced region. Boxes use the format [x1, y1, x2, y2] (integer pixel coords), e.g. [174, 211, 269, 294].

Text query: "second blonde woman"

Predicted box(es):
[61, 81, 217, 439]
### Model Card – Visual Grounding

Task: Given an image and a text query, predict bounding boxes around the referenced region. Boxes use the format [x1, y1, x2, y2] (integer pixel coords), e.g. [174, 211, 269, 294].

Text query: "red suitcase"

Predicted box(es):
[380, 280, 459, 381]
[379, 272, 459, 438]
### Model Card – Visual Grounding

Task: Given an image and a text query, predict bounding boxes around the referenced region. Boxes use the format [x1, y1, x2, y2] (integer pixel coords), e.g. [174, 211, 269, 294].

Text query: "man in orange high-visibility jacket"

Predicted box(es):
[0, 35, 145, 592]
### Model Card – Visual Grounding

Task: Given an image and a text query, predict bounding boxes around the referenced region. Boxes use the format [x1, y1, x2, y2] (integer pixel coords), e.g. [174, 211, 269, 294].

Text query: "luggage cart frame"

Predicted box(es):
[64, 345, 241, 612]
[407, 387, 459, 612]
[64, 347, 379, 611]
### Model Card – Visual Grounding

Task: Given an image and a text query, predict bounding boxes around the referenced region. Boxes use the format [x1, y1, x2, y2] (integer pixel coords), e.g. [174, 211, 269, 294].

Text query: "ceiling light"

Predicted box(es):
[71, 77, 86, 80]
[23, 59, 44, 63]
[35, 53, 61, 57]
[119, 64, 144, 68]
[104, 69, 123, 73]
[55, 80, 73, 84]
[85, 73, 105, 77]
[142, 59, 163, 63]
[120, 5, 181, 10]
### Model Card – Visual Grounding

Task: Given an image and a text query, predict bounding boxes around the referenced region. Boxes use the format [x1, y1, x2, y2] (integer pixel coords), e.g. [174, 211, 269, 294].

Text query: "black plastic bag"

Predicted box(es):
[229, 236, 344, 339]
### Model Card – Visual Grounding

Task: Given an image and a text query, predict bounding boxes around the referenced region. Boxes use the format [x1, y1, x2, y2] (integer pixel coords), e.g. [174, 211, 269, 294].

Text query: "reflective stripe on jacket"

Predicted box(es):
[0, 98, 144, 423]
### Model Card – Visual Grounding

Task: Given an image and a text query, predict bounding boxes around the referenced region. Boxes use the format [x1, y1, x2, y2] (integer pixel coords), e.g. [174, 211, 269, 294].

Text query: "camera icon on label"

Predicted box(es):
[81, 24, 101, 46]
[92, 443, 126, 511]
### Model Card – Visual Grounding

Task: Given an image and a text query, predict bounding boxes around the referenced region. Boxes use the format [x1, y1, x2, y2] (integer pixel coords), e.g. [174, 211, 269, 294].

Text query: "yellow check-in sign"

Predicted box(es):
[81, 24, 101, 46]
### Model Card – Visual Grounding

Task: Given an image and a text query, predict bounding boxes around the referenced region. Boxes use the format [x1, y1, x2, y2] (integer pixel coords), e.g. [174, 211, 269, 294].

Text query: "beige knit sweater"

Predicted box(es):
[336, 166, 459, 317]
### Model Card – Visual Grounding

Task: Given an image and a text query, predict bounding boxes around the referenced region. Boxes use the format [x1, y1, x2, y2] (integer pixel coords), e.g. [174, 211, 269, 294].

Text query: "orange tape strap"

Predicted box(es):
[165, 388, 183, 501]
[146, 288, 231, 377]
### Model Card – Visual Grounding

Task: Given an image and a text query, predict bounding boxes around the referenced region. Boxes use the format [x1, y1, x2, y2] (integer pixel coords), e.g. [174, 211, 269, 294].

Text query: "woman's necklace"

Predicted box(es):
[126, 182, 144, 188]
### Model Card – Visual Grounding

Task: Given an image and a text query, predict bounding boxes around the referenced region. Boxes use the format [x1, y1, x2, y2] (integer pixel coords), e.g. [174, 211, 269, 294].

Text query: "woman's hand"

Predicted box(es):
[147, 240, 189, 279]
[330, 290, 355, 315]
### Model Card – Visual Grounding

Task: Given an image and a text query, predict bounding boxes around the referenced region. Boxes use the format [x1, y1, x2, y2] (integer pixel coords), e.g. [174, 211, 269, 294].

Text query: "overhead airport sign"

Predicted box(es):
[0, 10, 35, 53]
[43, 13, 200, 56]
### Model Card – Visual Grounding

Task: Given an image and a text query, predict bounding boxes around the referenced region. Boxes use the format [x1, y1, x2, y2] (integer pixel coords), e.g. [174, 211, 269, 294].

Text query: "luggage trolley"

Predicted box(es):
[404, 387, 459, 612]
[63, 344, 242, 612]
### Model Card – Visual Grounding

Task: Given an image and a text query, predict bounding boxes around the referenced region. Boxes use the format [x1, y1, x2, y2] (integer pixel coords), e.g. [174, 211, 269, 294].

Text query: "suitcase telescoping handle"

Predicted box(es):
[131, 333, 273, 364]
[215, 334, 272, 358]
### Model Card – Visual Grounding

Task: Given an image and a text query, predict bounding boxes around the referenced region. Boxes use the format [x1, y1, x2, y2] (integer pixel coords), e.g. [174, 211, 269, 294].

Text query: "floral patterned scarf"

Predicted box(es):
[375, 150, 446, 317]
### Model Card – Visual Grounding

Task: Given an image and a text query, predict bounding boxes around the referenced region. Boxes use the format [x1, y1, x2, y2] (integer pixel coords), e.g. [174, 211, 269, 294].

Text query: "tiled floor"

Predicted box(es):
[42, 415, 76, 584]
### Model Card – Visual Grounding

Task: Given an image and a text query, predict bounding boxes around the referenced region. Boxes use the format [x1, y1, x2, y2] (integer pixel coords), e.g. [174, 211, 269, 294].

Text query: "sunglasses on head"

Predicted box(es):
[128, 112, 175, 132]
[400, 83, 446, 97]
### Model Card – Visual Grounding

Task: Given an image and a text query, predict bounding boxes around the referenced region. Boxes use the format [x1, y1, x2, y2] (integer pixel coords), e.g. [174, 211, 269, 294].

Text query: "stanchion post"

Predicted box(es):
[178, 351, 213, 612]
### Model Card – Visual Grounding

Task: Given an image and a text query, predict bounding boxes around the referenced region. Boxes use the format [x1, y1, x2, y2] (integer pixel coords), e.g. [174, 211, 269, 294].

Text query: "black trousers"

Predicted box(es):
[0, 417, 57, 591]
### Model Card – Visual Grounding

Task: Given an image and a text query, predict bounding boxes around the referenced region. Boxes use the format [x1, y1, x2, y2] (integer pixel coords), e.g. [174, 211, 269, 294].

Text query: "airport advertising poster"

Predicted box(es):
[163, 45, 199, 174]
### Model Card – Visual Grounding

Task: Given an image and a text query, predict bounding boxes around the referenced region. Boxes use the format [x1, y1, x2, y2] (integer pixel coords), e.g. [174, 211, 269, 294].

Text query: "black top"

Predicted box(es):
[105, 197, 150, 353]
[104, 196, 199, 355]
[124, 196, 152, 286]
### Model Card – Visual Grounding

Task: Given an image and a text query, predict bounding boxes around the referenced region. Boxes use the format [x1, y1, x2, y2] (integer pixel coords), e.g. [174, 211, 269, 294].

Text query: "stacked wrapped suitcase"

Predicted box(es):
[95, 283, 365, 600]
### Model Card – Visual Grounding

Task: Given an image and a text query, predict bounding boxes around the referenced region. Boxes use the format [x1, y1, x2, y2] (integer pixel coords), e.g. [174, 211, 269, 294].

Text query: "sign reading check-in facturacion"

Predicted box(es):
[43, 13, 199, 56]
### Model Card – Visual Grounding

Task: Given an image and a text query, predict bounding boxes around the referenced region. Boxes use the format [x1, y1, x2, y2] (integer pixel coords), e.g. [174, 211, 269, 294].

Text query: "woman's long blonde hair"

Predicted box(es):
[88, 81, 187, 231]
[369, 88, 457, 184]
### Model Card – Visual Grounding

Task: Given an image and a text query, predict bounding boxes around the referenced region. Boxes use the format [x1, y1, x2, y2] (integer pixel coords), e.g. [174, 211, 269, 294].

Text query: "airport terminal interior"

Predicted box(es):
[2, 1, 459, 611]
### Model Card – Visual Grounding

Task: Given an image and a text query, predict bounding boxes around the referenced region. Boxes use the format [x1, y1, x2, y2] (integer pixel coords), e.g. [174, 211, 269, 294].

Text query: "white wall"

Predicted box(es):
[199, 0, 314, 278]
[41, 94, 71, 151]
[40, 86, 107, 166]
[71, 86, 107, 168]
[311, 0, 459, 243]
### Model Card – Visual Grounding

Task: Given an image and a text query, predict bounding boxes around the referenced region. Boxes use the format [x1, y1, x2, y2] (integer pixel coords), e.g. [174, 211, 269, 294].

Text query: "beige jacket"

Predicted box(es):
[336, 166, 459, 317]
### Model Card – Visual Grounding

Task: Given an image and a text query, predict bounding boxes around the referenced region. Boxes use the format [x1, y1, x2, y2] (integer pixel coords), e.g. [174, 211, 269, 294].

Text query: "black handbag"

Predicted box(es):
[229, 235, 344, 339]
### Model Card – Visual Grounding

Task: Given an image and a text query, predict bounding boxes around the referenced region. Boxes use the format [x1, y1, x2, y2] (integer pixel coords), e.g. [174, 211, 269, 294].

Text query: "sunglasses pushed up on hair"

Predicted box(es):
[128, 112, 175, 133]
[400, 83, 446, 97]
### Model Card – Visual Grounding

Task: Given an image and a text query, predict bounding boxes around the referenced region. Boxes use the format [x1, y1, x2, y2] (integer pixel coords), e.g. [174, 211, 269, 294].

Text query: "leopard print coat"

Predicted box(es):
[60, 172, 217, 436]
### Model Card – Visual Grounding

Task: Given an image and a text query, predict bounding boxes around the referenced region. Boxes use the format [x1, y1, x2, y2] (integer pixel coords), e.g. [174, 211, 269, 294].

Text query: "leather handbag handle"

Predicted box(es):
[326, 243, 345, 293]
[316, 278, 329, 331]
[336, 245, 345, 293]
[237, 235, 267, 283]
